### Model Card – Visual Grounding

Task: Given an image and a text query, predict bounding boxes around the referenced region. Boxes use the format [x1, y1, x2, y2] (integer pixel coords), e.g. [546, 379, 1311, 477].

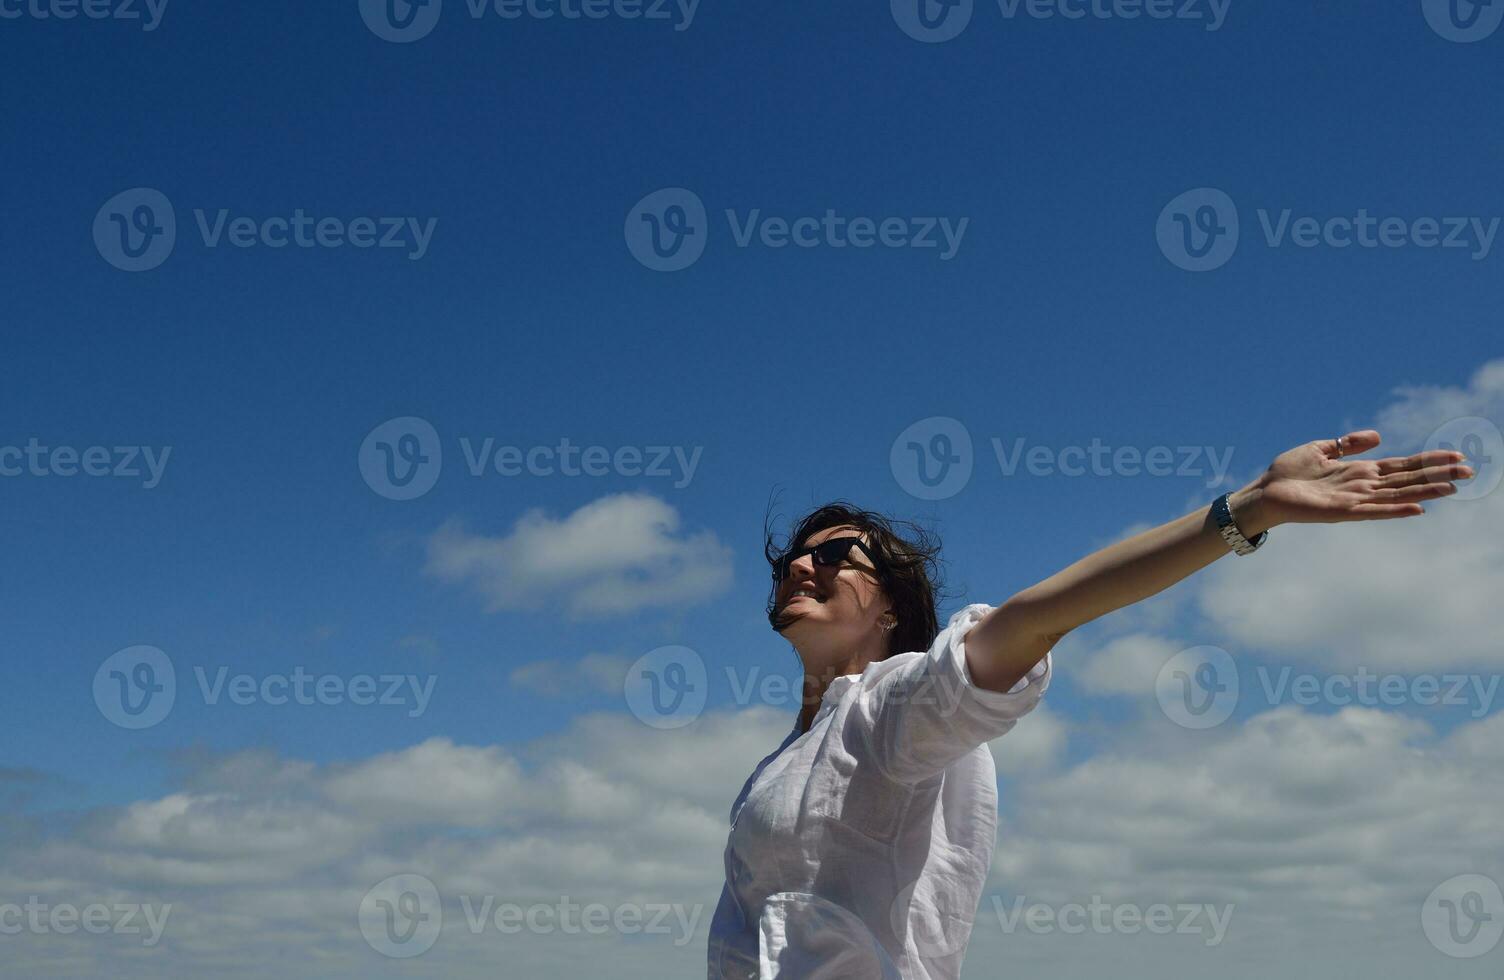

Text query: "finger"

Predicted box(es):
[1376, 461, 1476, 487]
[1375, 449, 1469, 475]
[1344, 501, 1425, 520]
[1367, 481, 1458, 504]
[1327, 429, 1381, 459]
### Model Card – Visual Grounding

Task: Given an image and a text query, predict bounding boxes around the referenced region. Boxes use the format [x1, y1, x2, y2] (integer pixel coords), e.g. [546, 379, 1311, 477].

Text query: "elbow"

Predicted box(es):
[998, 592, 1073, 646]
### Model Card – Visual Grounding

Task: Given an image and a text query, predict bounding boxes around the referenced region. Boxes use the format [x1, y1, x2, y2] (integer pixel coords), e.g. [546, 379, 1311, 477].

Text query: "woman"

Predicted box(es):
[706, 430, 1473, 980]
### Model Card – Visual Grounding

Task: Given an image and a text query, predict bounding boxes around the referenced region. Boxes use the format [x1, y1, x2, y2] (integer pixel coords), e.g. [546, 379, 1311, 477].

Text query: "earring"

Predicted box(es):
[880, 616, 896, 632]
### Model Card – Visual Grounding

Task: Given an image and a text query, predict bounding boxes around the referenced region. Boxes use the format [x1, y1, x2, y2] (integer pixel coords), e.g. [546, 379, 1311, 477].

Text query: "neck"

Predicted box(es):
[793, 635, 887, 733]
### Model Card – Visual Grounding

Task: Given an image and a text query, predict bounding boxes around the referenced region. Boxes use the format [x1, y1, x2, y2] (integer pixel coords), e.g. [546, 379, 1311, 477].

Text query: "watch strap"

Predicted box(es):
[1211, 492, 1267, 556]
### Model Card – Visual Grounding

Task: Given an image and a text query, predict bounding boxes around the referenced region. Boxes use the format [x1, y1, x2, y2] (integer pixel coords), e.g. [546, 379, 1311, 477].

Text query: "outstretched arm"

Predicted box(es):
[964, 430, 1475, 693]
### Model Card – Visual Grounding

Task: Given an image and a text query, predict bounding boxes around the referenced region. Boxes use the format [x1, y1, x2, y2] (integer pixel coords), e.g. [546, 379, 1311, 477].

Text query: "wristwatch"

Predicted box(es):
[1211, 492, 1268, 556]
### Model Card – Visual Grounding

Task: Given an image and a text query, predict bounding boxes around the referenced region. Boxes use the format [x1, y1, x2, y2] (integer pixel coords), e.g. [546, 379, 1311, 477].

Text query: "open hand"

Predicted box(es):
[1252, 430, 1474, 525]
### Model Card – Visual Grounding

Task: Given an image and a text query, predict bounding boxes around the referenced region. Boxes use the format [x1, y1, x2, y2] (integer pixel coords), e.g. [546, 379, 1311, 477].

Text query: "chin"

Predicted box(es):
[773, 607, 819, 635]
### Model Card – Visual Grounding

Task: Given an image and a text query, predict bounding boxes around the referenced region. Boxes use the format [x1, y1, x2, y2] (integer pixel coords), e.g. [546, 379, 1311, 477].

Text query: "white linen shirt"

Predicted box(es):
[707, 603, 1054, 980]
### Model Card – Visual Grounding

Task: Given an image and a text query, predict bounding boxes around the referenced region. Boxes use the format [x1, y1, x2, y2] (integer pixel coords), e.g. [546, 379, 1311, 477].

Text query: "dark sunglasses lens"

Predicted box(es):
[773, 538, 867, 580]
[814, 539, 857, 566]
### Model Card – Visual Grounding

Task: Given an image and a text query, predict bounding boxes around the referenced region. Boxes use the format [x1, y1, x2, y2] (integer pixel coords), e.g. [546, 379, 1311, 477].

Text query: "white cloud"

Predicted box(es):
[423, 493, 734, 617]
[510, 652, 632, 697]
[0, 708, 792, 978]
[1371, 357, 1504, 447]
[1074, 633, 1185, 697]
[1194, 360, 1504, 670]
[976, 704, 1504, 978]
[991, 702, 1067, 776]
[14, 701, 1504, 979]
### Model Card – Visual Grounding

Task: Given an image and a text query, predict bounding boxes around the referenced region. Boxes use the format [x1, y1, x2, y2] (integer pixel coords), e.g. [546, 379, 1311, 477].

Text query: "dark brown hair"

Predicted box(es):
[763, 500, 946, 659]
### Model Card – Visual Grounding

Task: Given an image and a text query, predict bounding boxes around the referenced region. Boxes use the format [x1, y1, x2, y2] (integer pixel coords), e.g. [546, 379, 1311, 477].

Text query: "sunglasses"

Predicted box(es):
[771, 536, 885, 583]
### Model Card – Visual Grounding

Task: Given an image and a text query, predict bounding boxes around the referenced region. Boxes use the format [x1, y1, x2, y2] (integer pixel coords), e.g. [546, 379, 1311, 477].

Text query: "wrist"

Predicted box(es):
[1227, 479, 1276, 538]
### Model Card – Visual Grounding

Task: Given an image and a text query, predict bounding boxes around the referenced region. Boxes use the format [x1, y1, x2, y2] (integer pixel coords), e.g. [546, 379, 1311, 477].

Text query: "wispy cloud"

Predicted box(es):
[510, 653, 632, 697]
[423, 493, 734, 617]
[1196, 361, 1504, 669]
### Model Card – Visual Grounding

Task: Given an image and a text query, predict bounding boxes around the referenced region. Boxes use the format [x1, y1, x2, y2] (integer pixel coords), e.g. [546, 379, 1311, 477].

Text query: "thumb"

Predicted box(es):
[1327, 429, 1381, 458]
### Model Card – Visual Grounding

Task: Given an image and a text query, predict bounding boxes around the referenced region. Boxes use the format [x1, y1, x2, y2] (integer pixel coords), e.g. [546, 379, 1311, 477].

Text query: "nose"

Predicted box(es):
[785, 550, 818, 581]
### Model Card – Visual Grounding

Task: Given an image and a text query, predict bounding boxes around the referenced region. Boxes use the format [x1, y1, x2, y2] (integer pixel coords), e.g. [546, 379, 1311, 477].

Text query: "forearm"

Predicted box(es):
[965, 478, 1271, 692]
[964, 429, 1468, 693]
[1009, 478, 1273, 638]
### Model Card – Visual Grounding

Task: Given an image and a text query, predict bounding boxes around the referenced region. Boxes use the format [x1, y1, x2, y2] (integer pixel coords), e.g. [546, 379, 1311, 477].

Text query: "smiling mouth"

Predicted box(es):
[786, 588, 825, 604]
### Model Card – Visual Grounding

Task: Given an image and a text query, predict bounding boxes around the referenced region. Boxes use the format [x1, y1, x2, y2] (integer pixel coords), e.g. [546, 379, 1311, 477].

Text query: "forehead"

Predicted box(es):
[801, 524, 868, 547]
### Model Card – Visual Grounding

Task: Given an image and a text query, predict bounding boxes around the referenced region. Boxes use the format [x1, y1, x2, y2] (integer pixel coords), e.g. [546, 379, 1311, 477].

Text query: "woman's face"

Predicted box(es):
[773, 524, 893, 666]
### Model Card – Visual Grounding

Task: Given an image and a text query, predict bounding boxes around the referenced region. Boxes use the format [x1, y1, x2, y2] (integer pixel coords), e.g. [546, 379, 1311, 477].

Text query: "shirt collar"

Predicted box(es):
[823, 673, 859, 702]
[789, 674, 862, 736]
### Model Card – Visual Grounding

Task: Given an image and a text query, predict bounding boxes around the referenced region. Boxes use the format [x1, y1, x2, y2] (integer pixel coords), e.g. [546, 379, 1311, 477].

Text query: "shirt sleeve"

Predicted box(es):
[848, 603, 1053, 784]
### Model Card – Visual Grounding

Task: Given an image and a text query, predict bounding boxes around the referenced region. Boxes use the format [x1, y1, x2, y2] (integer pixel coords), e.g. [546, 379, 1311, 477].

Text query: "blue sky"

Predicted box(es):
[3, 1, 1503, 977]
